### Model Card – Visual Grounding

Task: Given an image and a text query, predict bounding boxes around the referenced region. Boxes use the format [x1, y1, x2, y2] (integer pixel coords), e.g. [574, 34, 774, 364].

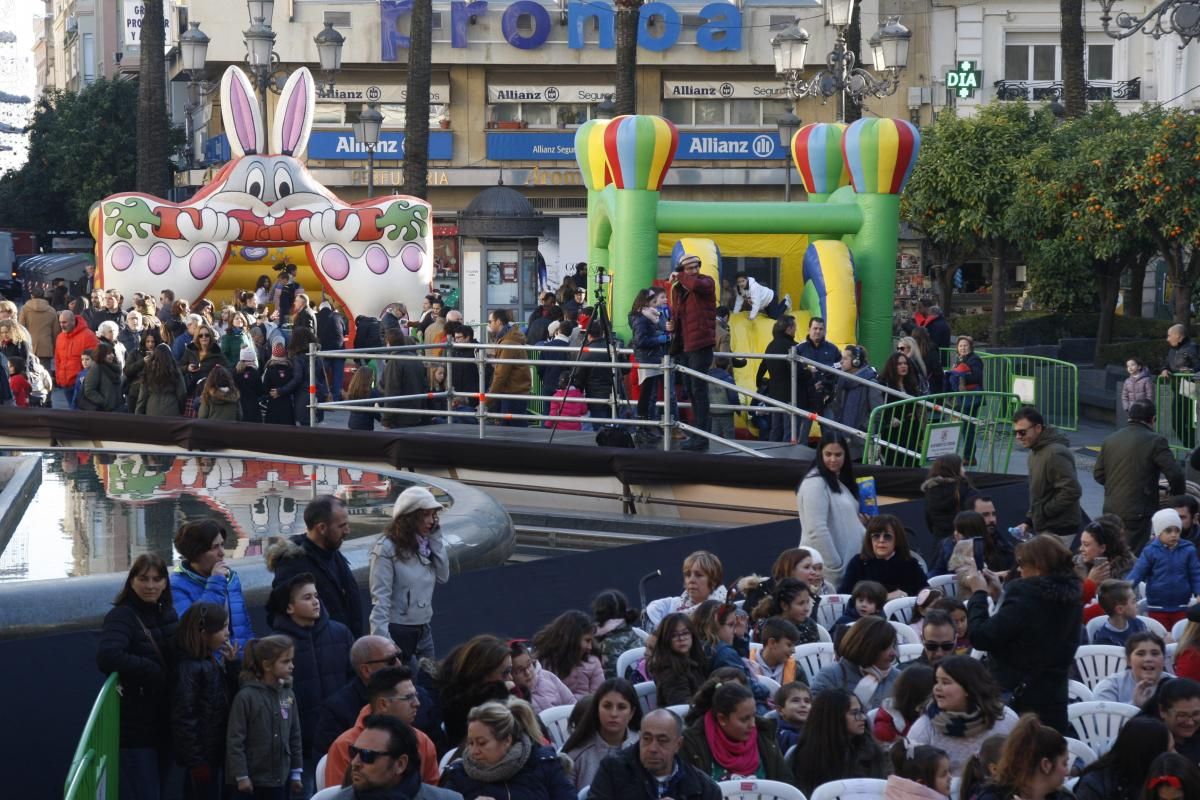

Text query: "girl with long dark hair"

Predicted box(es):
[972, 714, 1070, 800]
[531, 610, 605, 700]
[648, 612, 708, 707]
[1073, 716, 1171, 800]
[798, 432, 864, 587]
[562, 678, 642, 789]
[787, 688, 887, 795]
[592, 590, 643, 679]
[437, 635, 514, 747]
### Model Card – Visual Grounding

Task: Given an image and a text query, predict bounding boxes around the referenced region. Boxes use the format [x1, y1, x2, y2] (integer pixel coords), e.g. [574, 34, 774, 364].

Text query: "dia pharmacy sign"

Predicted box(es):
[946, 61, 982, 98]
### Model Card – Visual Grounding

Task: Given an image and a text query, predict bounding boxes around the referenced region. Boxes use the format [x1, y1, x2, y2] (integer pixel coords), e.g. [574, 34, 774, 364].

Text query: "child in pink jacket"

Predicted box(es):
[545, 373, 587, 431]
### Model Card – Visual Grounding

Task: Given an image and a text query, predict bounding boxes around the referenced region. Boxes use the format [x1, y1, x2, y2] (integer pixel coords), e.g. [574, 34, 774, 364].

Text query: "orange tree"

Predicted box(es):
[1007, 103, 1160, 362]
[1124, 109, 1200, 328]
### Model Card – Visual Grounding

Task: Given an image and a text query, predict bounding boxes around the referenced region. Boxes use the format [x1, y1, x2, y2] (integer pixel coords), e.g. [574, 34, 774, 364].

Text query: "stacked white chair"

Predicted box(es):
[889, 621, 920, 645]
[1074, 645, 1127, 690]
[439, 747, 459, 771]
[815, 623, 833, 643]
[311, 789, 343, 800]
[634, 681, 658, 716]
[315, 754, 328, 791]
[718, 779, 808, 800]
[1065, 737, 1098, 772]
[928, 573, 957, 597]
[1066, 701, 1140, 756]
[539, 703, 576, 750]
[1085, 615, 1168, 642]
[794, 642, 836, 683]
[815, 595, 851, 630]
[884, 596, 918, 624]
[616, 647, 645, 681]
[897, 643, 924, 664]
[665, 703, 690, 719]
[809, 778, 888, 800]
[1068, 680, 1094, 704]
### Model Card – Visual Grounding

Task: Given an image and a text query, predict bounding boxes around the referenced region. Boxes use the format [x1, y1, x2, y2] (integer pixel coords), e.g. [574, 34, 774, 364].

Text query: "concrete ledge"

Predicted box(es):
[0, 455, 41, 559]
[0, 458, 513, 639]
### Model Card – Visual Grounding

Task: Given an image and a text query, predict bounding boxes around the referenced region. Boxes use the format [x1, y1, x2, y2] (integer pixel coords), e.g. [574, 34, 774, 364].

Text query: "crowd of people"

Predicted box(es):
[94, 417, 1200, 800]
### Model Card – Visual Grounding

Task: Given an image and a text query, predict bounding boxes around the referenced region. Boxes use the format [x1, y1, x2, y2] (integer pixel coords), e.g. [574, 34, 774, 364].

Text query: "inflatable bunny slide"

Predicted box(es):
[88, 66, 433, 321]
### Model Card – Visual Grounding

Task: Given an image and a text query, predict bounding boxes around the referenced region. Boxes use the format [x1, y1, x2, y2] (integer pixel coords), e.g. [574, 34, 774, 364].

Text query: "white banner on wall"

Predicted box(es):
[123, 2, 175, 48]
[317, 80, 451, 105]
[662, 80, 790, 99]
[487, 84, 613, 104]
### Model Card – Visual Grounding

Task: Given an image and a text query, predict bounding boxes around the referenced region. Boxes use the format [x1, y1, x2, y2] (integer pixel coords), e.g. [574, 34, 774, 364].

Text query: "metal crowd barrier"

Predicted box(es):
[940, 347, 1079, 430]
[863, 391, 1021, 472]
[1155, 372, 1198, 457]
[64, 673, 120, 800]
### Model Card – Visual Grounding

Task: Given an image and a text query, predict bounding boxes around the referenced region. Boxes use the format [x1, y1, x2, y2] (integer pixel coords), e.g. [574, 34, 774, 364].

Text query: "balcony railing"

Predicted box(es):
[992, 78, 1141, 102]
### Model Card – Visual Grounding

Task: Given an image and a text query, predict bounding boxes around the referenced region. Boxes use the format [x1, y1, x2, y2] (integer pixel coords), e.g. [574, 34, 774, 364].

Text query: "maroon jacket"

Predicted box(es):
[670, 272, 717, 352]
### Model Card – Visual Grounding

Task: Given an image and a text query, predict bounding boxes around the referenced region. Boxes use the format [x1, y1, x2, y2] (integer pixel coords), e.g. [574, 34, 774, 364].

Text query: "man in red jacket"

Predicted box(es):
[54, 310, 98, 407]
[668, 254, 717, 451]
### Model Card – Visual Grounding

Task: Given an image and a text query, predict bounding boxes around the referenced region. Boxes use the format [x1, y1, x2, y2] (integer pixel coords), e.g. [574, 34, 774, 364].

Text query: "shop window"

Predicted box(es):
[523, 103, 554, 127]
[730, 99, 759, 125]
[661, 98, 691, 125]
[695, 99, 724, 125]
[314, 103, 343, 125]
[486, 102, 601, 127]
[657, 98, 790, 127]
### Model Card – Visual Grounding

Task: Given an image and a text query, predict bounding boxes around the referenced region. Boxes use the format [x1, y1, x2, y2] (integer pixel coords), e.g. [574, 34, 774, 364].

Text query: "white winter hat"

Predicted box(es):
[1153, 508, 1184, 537]
[806, 549, 824, 566]
[392, 486, 442, 518]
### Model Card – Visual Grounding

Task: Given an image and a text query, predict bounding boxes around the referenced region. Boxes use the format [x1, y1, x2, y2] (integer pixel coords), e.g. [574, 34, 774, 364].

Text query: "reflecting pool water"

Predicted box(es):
[0, 450, 449, 582]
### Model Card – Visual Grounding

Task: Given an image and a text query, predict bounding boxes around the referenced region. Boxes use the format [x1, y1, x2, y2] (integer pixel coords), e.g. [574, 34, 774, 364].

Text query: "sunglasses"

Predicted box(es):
[363, 651, 403, 666]
[870, 531, 895, 542]
[924, 641, 956, 652]
[1013, 425, 1034, 438]
[349, 745, 394, 765]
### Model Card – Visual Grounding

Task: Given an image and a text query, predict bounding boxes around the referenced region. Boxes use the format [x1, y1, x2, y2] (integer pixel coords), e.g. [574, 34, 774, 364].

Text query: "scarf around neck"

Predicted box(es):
[463, 734, 532, 784]
[676, 585, 728, 614]
[927, 701, 992, 739]
[704, 710, 759, 777]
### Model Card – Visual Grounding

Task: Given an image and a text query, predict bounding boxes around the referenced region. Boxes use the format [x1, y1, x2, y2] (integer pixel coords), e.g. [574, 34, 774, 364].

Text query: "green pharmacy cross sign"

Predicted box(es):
[946, 60, 982, 98]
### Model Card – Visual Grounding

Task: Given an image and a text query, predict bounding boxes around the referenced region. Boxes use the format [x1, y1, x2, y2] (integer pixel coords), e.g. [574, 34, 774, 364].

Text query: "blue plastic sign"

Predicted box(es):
[204, 132, 454, 163]
[486, 131, 783, 161]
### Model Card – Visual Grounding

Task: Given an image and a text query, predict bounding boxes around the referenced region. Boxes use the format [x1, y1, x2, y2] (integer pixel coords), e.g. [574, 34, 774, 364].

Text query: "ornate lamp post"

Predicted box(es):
[353, 104, 384, 198]
[771, 0, 911, 122]
[1095, 0, 1200, 45]
[776, 108, 801, 201]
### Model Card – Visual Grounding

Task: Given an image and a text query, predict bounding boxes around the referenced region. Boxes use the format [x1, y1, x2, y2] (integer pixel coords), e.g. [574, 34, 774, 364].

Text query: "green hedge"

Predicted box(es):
[950, 311, 1175, 346]
[1095, 340, 1174, 372]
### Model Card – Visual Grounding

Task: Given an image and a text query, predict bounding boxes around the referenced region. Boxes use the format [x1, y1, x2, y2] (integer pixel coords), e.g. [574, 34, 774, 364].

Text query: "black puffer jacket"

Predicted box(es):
[269, 614, 355, 759]
[967, 574, 1081, 728]
[171, 655, 238, 768]
[96, 597, 179, 748]
[317, 307, 346, 352]
[266, 536, 364, 639]
[921, 475, 977, 539]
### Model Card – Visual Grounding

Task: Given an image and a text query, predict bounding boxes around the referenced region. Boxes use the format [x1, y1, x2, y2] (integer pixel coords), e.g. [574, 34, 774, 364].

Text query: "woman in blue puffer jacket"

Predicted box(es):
[441, 698, 576, 800]
[169, 519, 255, 649]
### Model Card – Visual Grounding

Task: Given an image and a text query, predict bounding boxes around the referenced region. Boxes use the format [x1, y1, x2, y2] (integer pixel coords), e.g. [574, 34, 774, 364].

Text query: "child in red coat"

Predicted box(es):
[8, 357, 30, 407]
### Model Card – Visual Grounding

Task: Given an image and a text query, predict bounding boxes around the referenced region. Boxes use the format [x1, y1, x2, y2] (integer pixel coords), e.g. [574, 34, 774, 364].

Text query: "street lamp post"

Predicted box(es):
[776, 107, 801, 201]
[1095, 0, 1200, 45]
[771, 0, 911, 121]
[353, 104, 384, 198]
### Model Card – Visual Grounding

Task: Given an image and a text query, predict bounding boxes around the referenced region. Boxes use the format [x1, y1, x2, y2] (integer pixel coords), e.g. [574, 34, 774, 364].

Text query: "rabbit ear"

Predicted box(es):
[271, 68, 315, 159]
[220, 66, 265, 158]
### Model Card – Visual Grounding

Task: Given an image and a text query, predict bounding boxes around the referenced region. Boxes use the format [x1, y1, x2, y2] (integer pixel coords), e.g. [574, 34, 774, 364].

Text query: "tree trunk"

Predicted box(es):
[403, 0, 433, 199]
[1125, 253, 1147, 318]
[1094, 260, 1122, 365]
[939, 264, 956, 315]
[135, 0, 169, 197]
[990, 241, 1006, 344]
[1060, 0, 1086, 118]
[614, 0, 642, 116]
[843, 0, 863, 123]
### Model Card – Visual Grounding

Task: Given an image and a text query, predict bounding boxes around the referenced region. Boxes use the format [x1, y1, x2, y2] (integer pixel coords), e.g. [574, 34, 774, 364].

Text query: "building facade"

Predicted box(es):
[176, 0, 927, 325]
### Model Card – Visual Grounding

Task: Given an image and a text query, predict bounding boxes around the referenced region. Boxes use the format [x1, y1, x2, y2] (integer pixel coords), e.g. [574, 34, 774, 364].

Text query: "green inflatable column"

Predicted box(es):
[840, 118, 921, 368]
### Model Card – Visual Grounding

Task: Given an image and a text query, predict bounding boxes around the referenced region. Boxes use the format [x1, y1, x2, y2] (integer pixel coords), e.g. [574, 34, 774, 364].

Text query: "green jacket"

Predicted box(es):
[135, 372, 187, 416]
[225, 679, 302, 787]
[1094, 420, 1185, 548]
[680, 715, 794, 785]
[198, 391, 242, 421]
[1026, 426, 1082, 534]
[79, 360, 122, 411]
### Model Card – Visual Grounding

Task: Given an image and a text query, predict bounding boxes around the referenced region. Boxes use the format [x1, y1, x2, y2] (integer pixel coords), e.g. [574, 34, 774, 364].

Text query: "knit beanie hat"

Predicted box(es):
[271, 342, 286, 359]
[1153, 508, 1184, 537]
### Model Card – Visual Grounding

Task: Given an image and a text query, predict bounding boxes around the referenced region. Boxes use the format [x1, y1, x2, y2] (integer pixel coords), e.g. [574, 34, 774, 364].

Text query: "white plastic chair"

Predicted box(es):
[616, 647, 645, 681]
[889, 620, 920, 645]
[439, 747, 459, 772]
[810, 778, 888, 800]
[815, 623, 833, 643]
[539, 703, 576, 750]
[1066, 737, 1098, 772]
[884, 596, 918, 624]
[793, 642, 836, 683]
[815, 594, 851, 630]
[579, 786, 590, 800]
[1067, 701, 1140, 756]
[632, 627, 650, 643]
[1174, 618, 1189, 642]
[311, 789, 343, 800]
[718, 778, 808, 800]
[1086, 615, 1168, 642]
[1068, 680, 1094, 704]
[635, 681, 658, 716]
[315, 754, 328, 791]
[755, 674, 781, 695]
[785, 744, 797, 761]
[1075, 645, 1128, 689]
[897, 642, 924, 664]
[928, 573, 957, 597]
[665, 703, 690, 719]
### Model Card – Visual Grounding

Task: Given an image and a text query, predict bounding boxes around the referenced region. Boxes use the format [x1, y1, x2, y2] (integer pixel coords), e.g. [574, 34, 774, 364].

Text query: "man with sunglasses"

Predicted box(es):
[325, 666, 441, 789]
[901, 610, 958, 671]
[330, 714, 463, 800]
[314, 635, 408, 761]
[1011, 406, 1082, 547]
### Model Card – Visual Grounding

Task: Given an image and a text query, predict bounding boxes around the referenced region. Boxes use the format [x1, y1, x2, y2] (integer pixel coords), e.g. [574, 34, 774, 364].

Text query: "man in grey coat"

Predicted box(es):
[1094, 399, 1185, 552]
[329, 715, 463, 800]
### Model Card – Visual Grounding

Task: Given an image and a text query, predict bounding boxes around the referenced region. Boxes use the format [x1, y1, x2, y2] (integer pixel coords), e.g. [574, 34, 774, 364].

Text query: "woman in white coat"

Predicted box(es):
[797, 432, 866, 587]
[369, 486, 449, 660]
